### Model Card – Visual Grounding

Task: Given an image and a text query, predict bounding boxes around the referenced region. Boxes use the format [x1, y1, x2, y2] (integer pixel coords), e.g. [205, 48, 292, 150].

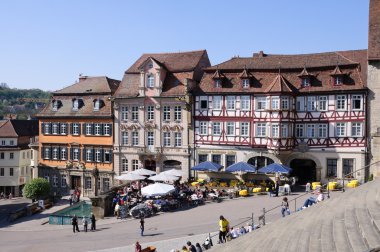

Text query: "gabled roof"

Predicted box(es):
[330, 65, 344, 76]
[137, 57, 165, 71]
[265, 74, 295, 93]
[126, 50, 207, 73]
[0, 120, 38, 137]
[53, 76, 120, 95]
[297, 67, 313, 77]
[212, 69, 224, 79]
[239, 68, 251, 78]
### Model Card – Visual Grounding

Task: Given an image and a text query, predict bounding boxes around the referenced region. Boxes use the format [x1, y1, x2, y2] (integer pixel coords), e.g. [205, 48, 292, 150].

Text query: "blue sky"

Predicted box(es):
[0, 0, 369, 91]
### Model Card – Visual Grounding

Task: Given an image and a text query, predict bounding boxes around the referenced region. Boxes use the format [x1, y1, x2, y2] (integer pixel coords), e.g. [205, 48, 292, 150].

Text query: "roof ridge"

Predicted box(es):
[141, 49, 206, 56]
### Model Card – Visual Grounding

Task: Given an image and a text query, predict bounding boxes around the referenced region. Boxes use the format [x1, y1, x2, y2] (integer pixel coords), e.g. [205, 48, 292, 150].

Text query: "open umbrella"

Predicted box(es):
[131, 168, 156, 176]
[225, 162, 256, 173]
[258, 163, 292, 174]
[191, 161, 223, 172]
[141, 183, 175, 197]
[148, 173, 180, 182]
[161, 169, 183, 177]
[114, 172, 146, 181]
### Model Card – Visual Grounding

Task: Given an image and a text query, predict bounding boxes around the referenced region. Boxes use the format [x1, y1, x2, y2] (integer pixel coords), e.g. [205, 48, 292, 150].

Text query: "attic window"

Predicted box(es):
[52, 100, 59, 111]
[147, 74, 154, 88]
[215, 80, 222, 88]
[148, 63, 153, 69]
[94, 99, 101, 111]
[301, 77, 311, 87]
[242, 79, 250, 88]
[334, 76, 343, 86]
[73, 99, 79, 110]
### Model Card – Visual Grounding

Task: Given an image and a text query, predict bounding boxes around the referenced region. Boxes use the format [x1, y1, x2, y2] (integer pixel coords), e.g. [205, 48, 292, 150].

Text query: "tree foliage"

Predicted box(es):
[23, 178, 51, 201]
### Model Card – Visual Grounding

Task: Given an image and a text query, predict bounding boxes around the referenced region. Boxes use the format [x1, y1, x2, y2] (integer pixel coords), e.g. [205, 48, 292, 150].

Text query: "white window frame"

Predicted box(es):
[174, 106, 181, 121]
[240, 96, 250, 111]
[132, 131, 139, 146]
[104, 124, 111, 136]
[61, 175, 67, 187]
[174, 132, 182, 147]
[122, 158, 128, 172]
[351, 95, 363, 111]
[131, 106, 139, 121]
[163, 132, 171, 147]
[86, 123, 92, 135]
[86, 149, 93, 162]
[122, 132, 128, 145]
[318, 124, 328, 138]
[334, 76, 343, 85]
[147, 131, 154, 146]
[73, 99, 79, 110]
[72, 123, 80, 135]
[281, 124, 288, 138]
[318, 96, 328, 111]
[215, 79, 222, 88]
[336, 123, 346, 137]
[302, 77, 311, 87]
[307, 96, 317, 111]
[44, 123, 51, 135]
[296, 124, 304, 138]
[94, 123, 101, 136]
[213, 96, 222, 110]
[132, 160, 139, 170]
[272, 124, 279, 138]
[351, 123, 362, 137]
[226, 96, 236, 110]
[147, 106, 154, 121]
[241, 122, 249, 137]
[199, 122, 208, 135]
[336, 95, 347, 111]
[212, 122, 221, 136]
[163, 106, 171, 121]
[271, 96, 280, 110]
[281, 97, 289, 110]
[52, 123, 59, 135]
[256, 97, 267, 111]
[95, 149, 101, 162]
[52, 147, 59, 160]
[121, 106, 128, 121]
[61, 148, 67, 160]
[147, 74, 155, 88]
[226, 122, 235, 136]
[242, 79, 250, 88]
[256, 123, 267, 137]
[306, 124, 316, 138]
[53, 175, 58, 187]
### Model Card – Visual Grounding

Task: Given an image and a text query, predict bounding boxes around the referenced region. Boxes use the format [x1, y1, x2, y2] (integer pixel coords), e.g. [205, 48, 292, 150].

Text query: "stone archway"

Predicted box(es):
[286, 153, 322, 183]
[163, 160, 181, 171]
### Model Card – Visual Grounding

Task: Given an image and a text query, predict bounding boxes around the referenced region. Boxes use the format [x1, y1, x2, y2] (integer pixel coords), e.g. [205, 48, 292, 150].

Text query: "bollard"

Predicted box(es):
[262, 208, 266, 226]
[252, 212, 254, 229]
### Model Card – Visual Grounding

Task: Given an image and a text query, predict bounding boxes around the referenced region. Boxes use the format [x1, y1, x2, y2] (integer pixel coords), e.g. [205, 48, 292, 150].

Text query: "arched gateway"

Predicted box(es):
[289, 159, 317, 184]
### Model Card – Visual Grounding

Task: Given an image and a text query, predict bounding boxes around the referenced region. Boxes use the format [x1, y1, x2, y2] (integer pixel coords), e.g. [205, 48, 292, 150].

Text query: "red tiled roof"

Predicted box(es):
[239, 68, 251, 78]
[297, 67, 313, 77]
[0, 120, 38, 137]
[330, 65, 343, 75]
[369, 0, 380, 60]
[53, 76, 120, 95]
[212, 69, 224, 79]
[265, 74, 296, 93]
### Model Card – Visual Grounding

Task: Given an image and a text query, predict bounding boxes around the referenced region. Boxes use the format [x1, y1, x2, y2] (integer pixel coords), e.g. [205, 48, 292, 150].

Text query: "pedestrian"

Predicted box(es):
[114, 202, 120, 219]
[140, 217, 145, 236]
[82, 216, 88, 232]
[9, 192, 13, 200]
[90, 212, 96, 231]
[0, 192, 4, 199]
[71, 214, 80, 233]
[187, 241, 196, 252]
[305, 182, 311, 193]
[195, 243, 203, 252]
[135, 241, 142, 252]
[218, 215, 229, 244]
[275, 180, 279, 197]
[281, 197, 290, 217]
[69, 194, 73, 206]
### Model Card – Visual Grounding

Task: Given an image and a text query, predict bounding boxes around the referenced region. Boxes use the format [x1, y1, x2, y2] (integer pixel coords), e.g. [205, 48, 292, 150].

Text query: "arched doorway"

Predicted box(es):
[290, 159, 316, 184]
[163, 160, 181, 172]
[248, 156, 274, 169]
[144, 159, 156, 171]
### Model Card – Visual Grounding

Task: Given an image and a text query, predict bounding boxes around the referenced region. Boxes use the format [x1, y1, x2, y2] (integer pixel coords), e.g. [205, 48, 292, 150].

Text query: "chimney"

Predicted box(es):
[79, 74, 88, 82]
[253, 51, 266, 58]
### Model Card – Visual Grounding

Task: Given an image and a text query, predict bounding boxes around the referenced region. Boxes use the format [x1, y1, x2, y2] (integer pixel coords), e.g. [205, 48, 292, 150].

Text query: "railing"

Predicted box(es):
[341, 160, 380, 192]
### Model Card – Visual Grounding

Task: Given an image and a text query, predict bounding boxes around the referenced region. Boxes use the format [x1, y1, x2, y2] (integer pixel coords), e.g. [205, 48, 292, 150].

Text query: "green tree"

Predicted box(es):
[23, 178, 50, 201]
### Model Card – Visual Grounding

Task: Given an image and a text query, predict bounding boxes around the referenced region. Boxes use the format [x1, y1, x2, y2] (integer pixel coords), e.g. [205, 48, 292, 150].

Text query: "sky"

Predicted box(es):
[0, 0, 369, 91]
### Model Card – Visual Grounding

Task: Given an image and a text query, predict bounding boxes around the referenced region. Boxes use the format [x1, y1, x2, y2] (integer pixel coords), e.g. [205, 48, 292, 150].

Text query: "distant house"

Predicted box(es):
[0, 119, 38, 196]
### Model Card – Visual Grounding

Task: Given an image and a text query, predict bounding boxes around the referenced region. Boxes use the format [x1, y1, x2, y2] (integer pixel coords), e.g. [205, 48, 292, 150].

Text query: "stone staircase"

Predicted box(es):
[213, 179, 380, 252]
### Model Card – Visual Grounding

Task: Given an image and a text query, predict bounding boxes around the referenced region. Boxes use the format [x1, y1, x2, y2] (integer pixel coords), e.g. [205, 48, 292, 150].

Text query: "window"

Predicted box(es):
[103, 178, 110, 192]
[44, 174, 49, 182]
[213, 96, 222, 110]
[174, 106, 181, 121]
[281, 97, 289, 110]
[336, 123, 346, 137]
[199, 122, 208, 135]
[352, 95, 362, 110]
[307, 96, 317, 111]
[147, 132, 154, 146]
[0, 153, 3, 159]
[53, 175, 58, 187]
[73, 148, 80, 161]
[0, 140, 4, 145]
[73, 99, 79, 110]
[241, 122, 249, 136]
[226, 122, 235, 136]
[334, 76, 343, 85]
[306, 124, 316, 138]
[147, 106, 154, 121]
[122, 158, 128, 172]
[9, 153, 14, 159]
[132, 160, 139, 170]
[121, 107, 128, 121]
[296, 97, 304, 111]
[256, 123, 267, 137]
[86, 123, 93, 135]
[215, 80, 222, 88]
[104, 124, 111, 136]
[212, 154, 221, 165]
[9, 168, 13, 176]
[281, 124, 288, 138]
[132, 132, 139, 146]
[104, 149, 111, 163]
[241, 96, 250, 111]
[52, 123, 59, 135]
[256, 97, 267, 110]
[60, 123, 67, 135]
[22, 152, 25, 159]
[226, 96, 236, 110]
[44, 123, 51, 135]
[352, 123, 362, 137]
[86, 149, 93, 162]
[296, 124, 304, 138]
[226, 155, 236, 167]
[122, 132, 128, 145]
[302, 78, 311, 87]
[271, 96, 280, 110]
[52, 147, 59, 160]
[132, 106, 139, 121]
[94, 99, 100, 111]
[44, 147, 51, 159]
[212, 122, 221, 136]
[61, 148, 67, 160]
[52, 100, 58, 111]
[72, 123, 80, 135]
[327, 159, 337, 177]
[318, 96, 328, 111]
[95, 149, 102, 162]
[174, 133, 182, 147]
[163, 106, 171, 121]
[198, 154, 208, 163]
[318, 124, 328, 138]
[272, 124, 279, 138]
[336, 95, 346, 110]
[200, 97, 208, 110]
[85, 177, 92, 189]
[343, 159, 354, 178]
[147, 74, 155, 88]
[163, 132, 171, 147]
[242, 79, 250, 88]
[61, 175, 67, 187]
[0, 168, 3, 176]
[94, 123, 101, 136]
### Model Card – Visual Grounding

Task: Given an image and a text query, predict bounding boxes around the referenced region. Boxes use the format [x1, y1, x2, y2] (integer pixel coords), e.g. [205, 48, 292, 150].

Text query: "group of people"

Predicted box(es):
[71, 213, 96, 233]
[0, 192, 12, 199]
[69, 188, 81, 206]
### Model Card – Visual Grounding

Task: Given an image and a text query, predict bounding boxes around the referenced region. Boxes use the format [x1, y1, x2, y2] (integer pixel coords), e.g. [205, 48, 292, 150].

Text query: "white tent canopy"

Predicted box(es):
[148, 173, 180, 182]
[114, 172, 146, 181]
[131, 168, 156, 176]
[161, 169, 183, 177]
[141, 183, 175, 197]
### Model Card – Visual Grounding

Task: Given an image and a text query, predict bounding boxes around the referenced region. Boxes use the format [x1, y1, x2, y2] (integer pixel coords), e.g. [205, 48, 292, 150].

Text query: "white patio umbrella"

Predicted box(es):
[114, 172, 146, 181]
[161, 169, 183, 177]
[148, 173, 180, 182]
[131, 168, 157, 176]
[141, 183, 175, 197]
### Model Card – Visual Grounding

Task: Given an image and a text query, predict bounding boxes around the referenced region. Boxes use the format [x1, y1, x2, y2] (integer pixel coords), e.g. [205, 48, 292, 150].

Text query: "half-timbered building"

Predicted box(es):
[194, 50, 367, 183]
[113, 50, 210, 180]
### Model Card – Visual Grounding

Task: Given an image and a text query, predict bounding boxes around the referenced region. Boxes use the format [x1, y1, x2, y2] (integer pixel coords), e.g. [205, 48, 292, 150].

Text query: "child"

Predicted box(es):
[281, 197, 290, 217]
[82, 216, 88, 232]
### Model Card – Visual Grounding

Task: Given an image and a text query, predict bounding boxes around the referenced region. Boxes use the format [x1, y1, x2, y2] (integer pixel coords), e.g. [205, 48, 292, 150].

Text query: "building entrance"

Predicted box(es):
[71, 176, 81, 190]
[290, 159, 317, 184]
[145, 160, 156, 171]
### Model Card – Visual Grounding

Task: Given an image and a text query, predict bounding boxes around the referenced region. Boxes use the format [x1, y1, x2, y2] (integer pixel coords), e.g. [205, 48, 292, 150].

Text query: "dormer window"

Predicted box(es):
[215, 80, 222, 88]
[94, 99, 100, 111]
[73, 99, 79, 110]
[334, 76, 343, 86]
[242, 79, 250, 88]
[301, 77, 311, 87]
[147, 74, 155, 88]
[52, 100, 59, 111]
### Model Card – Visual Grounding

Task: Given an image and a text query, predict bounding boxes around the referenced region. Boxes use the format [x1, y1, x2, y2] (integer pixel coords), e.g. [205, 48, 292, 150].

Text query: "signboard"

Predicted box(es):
[38, 200, 45, 209]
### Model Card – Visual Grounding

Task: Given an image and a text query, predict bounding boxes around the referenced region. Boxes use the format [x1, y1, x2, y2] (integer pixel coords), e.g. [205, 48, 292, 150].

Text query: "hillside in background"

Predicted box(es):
[0, 83, 51, 119]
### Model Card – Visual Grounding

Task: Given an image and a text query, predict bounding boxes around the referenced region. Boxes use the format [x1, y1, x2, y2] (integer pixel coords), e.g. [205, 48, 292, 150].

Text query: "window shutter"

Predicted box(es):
[83, 148, 86, 161]
[65, 123, 68, 135]
[49, 147, 52, 159]
[83, 124, 86, 135]
[41, 123, 45, 134]
[78, 124, 81, 135]
[101, 124, 104, 136]
[78, 148, 81, 161]
[109, 149, 113, 163]
[91, 123, 94, 135]
[91, 148, 95, 162]
[58, 123, 61, 134]
[101, 149, 104, 162]
[58, 147, 61, 160]
[70, 148, 73, 160]
[48, 123, 52, 134]
[108, 124, 112, 136]
[70, 123, 73, 135]
[41, 147, 45, 159]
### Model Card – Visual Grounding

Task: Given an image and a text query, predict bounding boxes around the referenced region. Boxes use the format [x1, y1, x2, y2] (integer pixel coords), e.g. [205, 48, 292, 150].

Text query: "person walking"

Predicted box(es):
[135, 241, 142, 252]
[71, 214, 80, 233]
[90, 212, 96, 231]
[218, 215, 229, 244]
[82, 216, 88, 232]
[281, 197, 290, 217]
[140, 217, 145, 236]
